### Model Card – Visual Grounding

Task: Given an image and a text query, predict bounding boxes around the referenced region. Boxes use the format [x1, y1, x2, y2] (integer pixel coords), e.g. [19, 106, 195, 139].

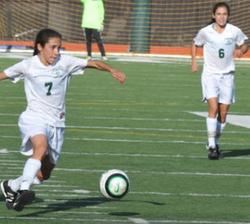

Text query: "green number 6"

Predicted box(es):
[218, 49, 225, 58]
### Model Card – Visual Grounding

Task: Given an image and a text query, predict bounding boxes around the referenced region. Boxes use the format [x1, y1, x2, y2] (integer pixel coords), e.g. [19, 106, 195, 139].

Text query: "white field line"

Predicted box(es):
[0, 123, 210, 133]
[0, 113, 201, 122]
[36, 193, 96, 198]
[35, 189, 90, 194]
[36, 184, 79, 188]
[128, 217, 149, 224]
[2, 150, 250, 161]
[0, 159, 23, 163]
[4, 166, 250, 178]
[54, 210, 106, 215]
[0, 135, 249, 146]
[0, 217, 130, 223]
[0, 123, 249, 134]
[149, 220, 250, 224]
[131, 191, 250, 199]
[34, 190, 250, 200]
[0, 217, 249, 224]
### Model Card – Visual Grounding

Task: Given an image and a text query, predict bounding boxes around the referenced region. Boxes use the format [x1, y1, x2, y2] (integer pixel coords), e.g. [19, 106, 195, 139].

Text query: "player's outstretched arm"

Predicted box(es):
[0, 72, 9, 81]
[86, 60, 126, 84]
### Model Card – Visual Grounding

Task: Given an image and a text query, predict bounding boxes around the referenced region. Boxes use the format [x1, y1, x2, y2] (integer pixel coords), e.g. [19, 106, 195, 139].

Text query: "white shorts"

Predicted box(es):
[201, 72, 235, 104]
[18, 111, 65, 164]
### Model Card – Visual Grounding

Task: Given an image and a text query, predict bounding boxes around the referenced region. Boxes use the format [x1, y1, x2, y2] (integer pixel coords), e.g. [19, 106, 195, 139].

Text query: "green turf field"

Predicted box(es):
[1, 56, 250, 224]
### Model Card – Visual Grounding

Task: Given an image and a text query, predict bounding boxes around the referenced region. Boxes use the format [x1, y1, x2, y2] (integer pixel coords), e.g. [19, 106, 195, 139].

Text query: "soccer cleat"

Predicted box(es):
[86, 56, 92, 60]
[208, 147, 221, 160]
[13, 190, 35, 212]
[102, 56, 108, 61]
[0, 180, 17, 209]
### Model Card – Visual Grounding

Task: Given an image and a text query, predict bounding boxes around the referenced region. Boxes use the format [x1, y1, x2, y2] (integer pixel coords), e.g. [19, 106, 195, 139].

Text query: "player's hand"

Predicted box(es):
[234, 49, 244, 58]
[110, 69, 126, 84]
[99, 25, 104, 32]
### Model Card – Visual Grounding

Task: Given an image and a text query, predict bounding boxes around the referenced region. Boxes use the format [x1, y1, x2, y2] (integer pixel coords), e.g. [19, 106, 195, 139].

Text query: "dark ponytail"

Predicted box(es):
[33, 28, 62, 56]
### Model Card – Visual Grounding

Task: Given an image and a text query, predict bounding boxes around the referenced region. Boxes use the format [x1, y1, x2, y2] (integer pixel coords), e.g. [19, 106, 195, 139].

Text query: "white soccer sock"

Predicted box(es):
[8, 175, 42, 192]
[20, 158, 41, 191]
[33, 176, 42, 185]
[8, 176, 23, 192]
[206, 117, 217, 148]
[215, 122, 226, 145]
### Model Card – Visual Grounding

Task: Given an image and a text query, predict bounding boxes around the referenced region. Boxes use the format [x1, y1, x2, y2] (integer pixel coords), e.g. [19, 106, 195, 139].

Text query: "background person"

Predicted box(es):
[191, 1, 248, 159]
[80, 0, 107, 60]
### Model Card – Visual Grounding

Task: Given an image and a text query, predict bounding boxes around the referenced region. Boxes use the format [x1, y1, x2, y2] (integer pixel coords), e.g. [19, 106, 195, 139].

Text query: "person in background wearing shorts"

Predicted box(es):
[191, 2, 248, 159]
[0, 28, 126, 211]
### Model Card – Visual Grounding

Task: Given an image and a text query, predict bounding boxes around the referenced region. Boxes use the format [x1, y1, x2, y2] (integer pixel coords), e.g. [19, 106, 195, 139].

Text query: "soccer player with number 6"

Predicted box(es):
[0, 28, 126, 211]
[191, 2, 248, 159]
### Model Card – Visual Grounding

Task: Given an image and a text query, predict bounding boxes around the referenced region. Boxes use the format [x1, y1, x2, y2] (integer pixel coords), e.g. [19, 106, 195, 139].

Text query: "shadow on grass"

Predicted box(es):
[18, 197, 165, 217]
[19, 196, 110, 217]
[222, 148, 250, 158]
[109, 200, 164, 217]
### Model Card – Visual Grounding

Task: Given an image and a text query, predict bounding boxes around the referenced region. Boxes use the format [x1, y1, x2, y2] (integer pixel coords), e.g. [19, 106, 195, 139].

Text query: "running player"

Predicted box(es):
[191, 2, 248, 159]
[0, 28, 126, 211]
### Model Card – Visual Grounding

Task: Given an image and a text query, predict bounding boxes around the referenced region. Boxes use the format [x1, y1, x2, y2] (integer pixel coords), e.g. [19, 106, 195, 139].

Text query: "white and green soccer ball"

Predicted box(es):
[99, 169, 130, 199]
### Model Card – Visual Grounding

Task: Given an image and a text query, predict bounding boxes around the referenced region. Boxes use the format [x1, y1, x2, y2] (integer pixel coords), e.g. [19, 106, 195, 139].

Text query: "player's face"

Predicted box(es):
[38, 37, 62, 66]
[213, 6, 228, 28]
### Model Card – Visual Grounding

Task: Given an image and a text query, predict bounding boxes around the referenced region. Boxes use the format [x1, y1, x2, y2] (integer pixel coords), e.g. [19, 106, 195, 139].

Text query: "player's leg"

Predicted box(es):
[12, 134, 48, 211]
[93, 29, 106, 58]
[202, 74, 221, 159]
[85, 28, 93, 58]
[207, 97, 219, 150]
[215, 73, 234, 148]
[36, 154, 55, 181]
[1, 134, 46, 211]
[216, 103, 230, 146]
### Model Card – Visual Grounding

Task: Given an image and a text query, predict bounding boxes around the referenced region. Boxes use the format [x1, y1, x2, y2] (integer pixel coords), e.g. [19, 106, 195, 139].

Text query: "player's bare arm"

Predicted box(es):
[234, 43, 249, 58]
[86, 60, 126, 84]
[191, 42, 198, 72]
[0, 72, 9, 81]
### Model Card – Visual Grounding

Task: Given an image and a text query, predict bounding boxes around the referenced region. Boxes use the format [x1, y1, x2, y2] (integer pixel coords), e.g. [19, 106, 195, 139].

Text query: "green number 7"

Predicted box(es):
[45, 82, 53, 96]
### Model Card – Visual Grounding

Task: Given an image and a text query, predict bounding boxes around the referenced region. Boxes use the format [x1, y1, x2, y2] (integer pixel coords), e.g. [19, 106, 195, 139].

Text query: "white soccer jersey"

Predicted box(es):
[193, 23, 248, 74]
[4, 55, 88, 127]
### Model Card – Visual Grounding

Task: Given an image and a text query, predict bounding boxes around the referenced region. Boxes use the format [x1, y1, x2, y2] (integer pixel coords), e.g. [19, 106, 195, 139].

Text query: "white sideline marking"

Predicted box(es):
[149, 220, 250, 224]
[0, 135, 248, 146]
[191, 112, 250, 129]
[0, 148, 8, 154]
[5, 166, 250, 178]
[0, 159, 22, 163]
[131, 191, 250, 199]
[0, 112, 201, 122]
[2, 150, 250, 160]
[0, 217, 249, 224]
[0, 113, 19, 116]
[0, 217, 129, 223]
[129, 217, 149, 224]
[1, 123, 250, 134]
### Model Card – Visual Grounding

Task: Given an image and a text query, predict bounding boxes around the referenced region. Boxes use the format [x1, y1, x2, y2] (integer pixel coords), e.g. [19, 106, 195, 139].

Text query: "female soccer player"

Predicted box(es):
[0, 28, 126, 211]
[191, 2, 248, 159]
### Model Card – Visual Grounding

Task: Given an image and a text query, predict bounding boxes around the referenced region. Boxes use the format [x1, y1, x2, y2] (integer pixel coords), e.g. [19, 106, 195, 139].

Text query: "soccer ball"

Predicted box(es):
[99, 169, 130, 199]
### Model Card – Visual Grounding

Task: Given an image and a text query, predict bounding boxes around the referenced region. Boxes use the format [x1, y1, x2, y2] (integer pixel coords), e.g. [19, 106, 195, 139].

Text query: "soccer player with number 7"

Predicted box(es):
[191, 2, 248, 159]
[0, 28, 126, 211]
